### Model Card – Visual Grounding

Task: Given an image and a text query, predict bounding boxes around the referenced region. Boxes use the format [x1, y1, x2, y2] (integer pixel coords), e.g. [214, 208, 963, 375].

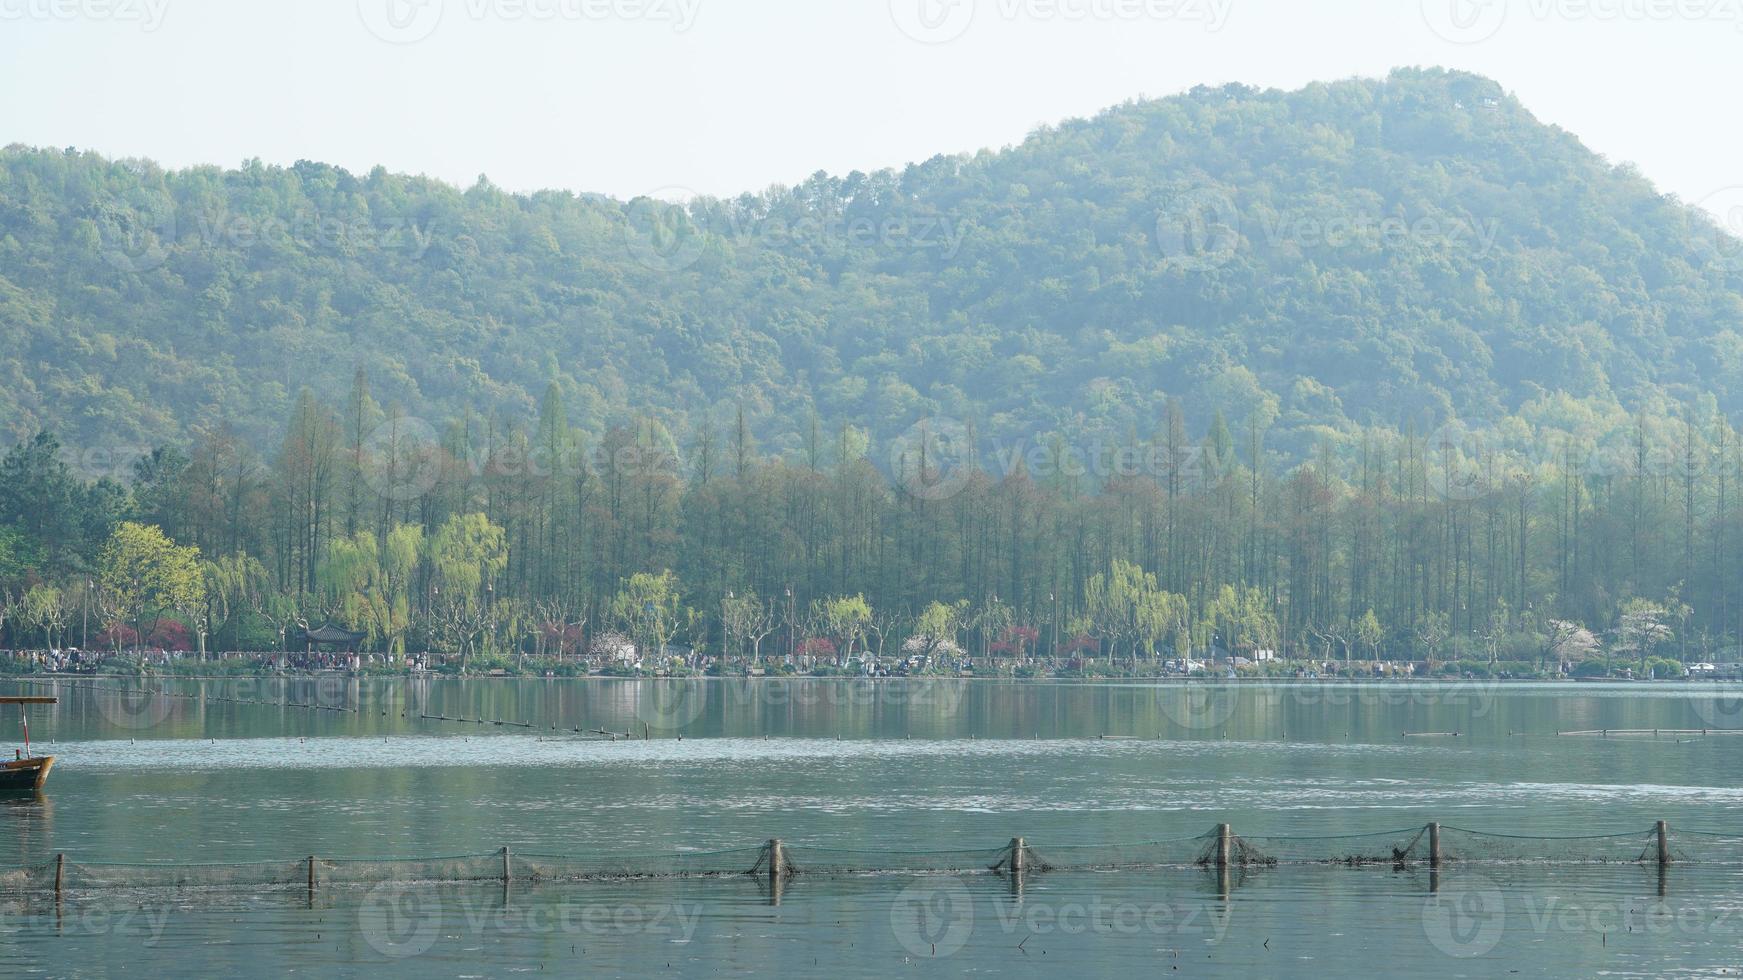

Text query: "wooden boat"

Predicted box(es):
[1, 696, 57, 793]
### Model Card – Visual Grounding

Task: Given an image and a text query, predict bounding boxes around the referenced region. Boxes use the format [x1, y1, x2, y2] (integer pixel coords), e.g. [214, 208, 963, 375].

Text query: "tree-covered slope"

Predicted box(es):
[2, 67, 1740, 457]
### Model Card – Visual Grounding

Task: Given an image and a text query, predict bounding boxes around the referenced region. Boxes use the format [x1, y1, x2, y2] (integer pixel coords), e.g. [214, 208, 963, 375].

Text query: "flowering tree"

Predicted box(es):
[989, 626, 1040, 659]
[1547, 620, 1599, 667]
[906, 600, 968, 661]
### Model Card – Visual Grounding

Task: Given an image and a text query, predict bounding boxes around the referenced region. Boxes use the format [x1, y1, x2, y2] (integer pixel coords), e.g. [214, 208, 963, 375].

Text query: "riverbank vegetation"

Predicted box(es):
[1, 382, 1738, 680]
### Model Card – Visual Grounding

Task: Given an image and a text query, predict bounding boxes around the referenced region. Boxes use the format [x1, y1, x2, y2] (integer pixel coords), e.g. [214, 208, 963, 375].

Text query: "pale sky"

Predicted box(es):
[1, 0, 1739, 218]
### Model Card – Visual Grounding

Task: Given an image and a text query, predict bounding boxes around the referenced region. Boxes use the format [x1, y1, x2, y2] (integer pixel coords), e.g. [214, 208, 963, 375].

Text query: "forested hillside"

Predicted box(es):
[3, 67, 1740, 459]
[4, 67, 1743, 666]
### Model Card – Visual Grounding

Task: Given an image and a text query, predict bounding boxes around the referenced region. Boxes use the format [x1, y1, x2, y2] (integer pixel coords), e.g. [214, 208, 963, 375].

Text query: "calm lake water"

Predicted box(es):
[4, 677, 1743, 977]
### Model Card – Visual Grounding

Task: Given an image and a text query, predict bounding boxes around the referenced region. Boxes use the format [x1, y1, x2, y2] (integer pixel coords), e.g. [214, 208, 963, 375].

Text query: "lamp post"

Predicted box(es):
[724, 591, 734, 667]
[1048, 593, 1059, 662]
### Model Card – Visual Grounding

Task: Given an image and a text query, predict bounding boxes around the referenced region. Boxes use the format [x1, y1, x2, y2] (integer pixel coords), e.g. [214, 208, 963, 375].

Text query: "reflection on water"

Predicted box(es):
[2, 679, 1742, 976]
[6, 865, 1743, 978]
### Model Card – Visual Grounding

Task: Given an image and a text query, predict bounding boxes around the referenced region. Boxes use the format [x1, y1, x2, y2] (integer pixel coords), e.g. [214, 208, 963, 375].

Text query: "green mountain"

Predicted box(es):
[3, 67, 1740, 459]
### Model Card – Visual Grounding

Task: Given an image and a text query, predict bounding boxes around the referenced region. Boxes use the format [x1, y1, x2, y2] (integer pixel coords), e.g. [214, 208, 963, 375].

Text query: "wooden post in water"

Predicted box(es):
[307, 855, 317, 902]
[53, 853, 64, 899]
[1215, 824, 1232, 870]
[1008, 837, 1025, 877]
[766, 839, 785, 905]
[766, 840, 785, 881]
[1428, 823, 1442, 870]
[1656, 821, 1671, 869]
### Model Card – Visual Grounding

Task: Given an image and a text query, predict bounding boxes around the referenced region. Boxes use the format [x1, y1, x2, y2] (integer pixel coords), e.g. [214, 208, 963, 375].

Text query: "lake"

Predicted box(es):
[4, 677, 1743, 977]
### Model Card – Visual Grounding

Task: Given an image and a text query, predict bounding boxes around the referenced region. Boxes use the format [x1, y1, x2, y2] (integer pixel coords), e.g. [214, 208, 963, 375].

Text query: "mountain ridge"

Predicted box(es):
[2, 66, 1739, 464]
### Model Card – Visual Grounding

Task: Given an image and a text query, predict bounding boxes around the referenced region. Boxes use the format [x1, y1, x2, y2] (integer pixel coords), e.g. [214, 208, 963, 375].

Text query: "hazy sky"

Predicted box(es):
[2, 0, 1739, 218]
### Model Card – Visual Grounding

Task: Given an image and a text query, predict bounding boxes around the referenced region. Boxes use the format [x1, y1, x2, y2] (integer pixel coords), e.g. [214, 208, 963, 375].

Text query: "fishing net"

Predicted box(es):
[1237, 826, 1431, 866]
[0, 823, 1716, 897]
[320, 852, 504, 886]
[778, 844, 1010, 875]
[1661, 828, 1743, 865]
[1436, 826, 1660, 864]
[1023, 834, 1215, 871]
[59, 859, 310, 892]
[512, 846, 766, 881]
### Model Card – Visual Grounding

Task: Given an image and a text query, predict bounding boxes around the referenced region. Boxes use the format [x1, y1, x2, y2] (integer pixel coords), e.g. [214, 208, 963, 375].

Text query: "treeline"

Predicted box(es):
[0, 370, 1737, 669]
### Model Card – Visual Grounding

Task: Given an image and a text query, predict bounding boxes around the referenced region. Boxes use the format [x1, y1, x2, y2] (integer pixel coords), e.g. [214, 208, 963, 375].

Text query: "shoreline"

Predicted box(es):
[7, 671, 1742, 686]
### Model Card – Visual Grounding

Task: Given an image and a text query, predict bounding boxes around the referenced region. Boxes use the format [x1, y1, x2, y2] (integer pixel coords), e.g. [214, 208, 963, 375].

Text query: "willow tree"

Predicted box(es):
[428, 513, 509, 670]
[611, 570, 681, 664]
[99, 522, 204, 656]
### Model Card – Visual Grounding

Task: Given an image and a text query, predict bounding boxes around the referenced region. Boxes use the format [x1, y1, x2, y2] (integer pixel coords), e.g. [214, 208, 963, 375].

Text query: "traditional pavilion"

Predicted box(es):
[297, 623, 368, 654]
